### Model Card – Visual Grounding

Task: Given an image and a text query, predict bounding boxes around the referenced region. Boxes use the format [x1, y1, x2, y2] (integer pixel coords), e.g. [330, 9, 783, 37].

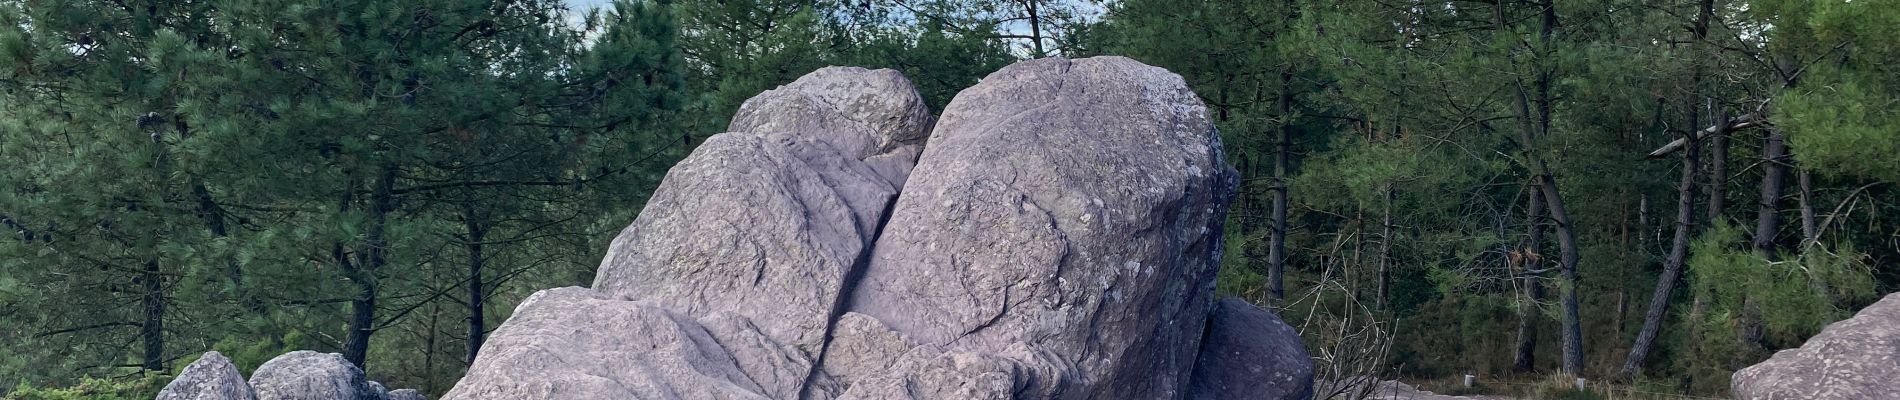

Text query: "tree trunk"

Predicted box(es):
[1267, 71, 1293, 302]
[1513, 188, 1546, 373]
[141, 259, 165, 372]
[1622, 123, 1700, 379]
[463, 204, 488, 365]
[425, 300, 440, 396]
[1377, 183, 1393, 310]
[1707, 127, 1728, 225]
[1752, 128, 1788, 257]
[1498, 0, 1577, 374]
[1798, 169, 1817, 243]
[1515, 0, 1582, 376]
[344, 164, 397, 369]
[346, 278, 378, 370]
[1540, 176, 1585, 376]
[1736, 104, 1789, 337]
[1696, 0, 1725, 230]
[1352, 209, 1365, 295]
[1024, 0, 1045, 57]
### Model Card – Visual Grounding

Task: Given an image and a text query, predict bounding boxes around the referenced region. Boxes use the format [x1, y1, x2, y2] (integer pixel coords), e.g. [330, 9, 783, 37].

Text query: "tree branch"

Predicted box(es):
[1644, 113, 1764, 159]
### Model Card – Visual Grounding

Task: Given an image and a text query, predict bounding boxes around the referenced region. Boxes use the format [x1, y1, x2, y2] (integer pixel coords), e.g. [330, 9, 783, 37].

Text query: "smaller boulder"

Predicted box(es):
[247, 350, 379, 400]
[386, 389, 425, 400]
[1189, 298, 1315, 400]
[1732, 292, 1900, 400]
[156, 351, 258, 400]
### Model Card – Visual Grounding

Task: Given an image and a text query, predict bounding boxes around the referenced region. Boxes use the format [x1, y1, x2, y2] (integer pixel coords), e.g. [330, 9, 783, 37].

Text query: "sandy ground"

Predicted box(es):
[1324, 379, 1519, 400]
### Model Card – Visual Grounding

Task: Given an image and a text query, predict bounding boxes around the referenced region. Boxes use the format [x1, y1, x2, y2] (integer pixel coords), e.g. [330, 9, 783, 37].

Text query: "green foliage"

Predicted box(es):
[1767, 0, 1900, 183]
[1781, 79, 1900, 183]
[0, 0, 687, 389]
[4, 375, 165, 400]
[1688, 222, 1876, 343]
[838, 22, 1015, 111]
[0, 0, 1893, 397]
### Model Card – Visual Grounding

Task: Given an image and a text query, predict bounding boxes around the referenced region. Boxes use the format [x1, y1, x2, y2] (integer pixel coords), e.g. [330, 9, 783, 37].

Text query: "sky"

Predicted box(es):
[556, 1, 1106, 56]
[564, 0, 613, 10]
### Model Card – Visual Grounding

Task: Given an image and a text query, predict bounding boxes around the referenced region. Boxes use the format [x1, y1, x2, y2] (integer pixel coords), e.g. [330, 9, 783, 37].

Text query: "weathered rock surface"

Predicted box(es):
[156, 351, 258, 400]
[727, 66, 933, 190]
[442, 57, 1312, 400]
[1732, 292, 1900, 400]
[155, 350, 427, 400]
[453, 66, 931, 399]
[441, 287, 769, 399]
[729, 66, 933, 162]
[366, 381, 389, 399]
[1190, 298, 1314, 400]
[247, 351, 378, 400]
[385, 389, 425, 400]
[836, 56, 1238, 399]
[591, 66, 930, 347]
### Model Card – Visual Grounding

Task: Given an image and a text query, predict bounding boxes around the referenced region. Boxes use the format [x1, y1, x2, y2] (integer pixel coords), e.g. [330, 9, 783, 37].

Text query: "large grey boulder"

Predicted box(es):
[156, 351, 258, 400]
[442, 58, 1307, 400]
[836, 56, 1239, 399]
[589, 66, 931, 398]
[247, 351, 378, 400]
[441, 287, 769, 400]
[1732, 292, 1900, 399]
[591, 66, 931, 348]
[1189, 298, 1315, 400]
[454, 67, 931, 400]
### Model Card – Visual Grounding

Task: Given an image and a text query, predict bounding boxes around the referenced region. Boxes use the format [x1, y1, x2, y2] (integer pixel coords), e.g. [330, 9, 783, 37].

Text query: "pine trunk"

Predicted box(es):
[1622, 122, 1700, 379]
[1753, 128, 1788, 256]
[141, 259, 165, 372]
[464, 205, 488, 364]
[1267, 71, 1293, 302]
[1513, 188, 1546, 373]
[1798, 169, 1817, 242]
[344, 164, 397, 369]
[1377, 184, 1394, 310]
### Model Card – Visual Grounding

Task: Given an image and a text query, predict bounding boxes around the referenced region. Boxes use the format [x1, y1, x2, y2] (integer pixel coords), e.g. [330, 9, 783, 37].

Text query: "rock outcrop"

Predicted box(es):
[834, 56, 1238, 399]
[154, 350, 426, 400]
[442, 287, 771, 399]
[442, 57, 1311, 400]
[248, 351, 380, 400]
[1190, 298, 1315, 400]
[385, 389, 424, 400]
[449, 66, 933, 400]
[1732, 292, 1900, 400]
[156, 351, 257, 400]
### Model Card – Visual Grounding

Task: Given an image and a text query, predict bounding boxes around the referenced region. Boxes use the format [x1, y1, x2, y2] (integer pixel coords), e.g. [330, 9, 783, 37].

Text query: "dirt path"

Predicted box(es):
[1347, 379, 1518, 400]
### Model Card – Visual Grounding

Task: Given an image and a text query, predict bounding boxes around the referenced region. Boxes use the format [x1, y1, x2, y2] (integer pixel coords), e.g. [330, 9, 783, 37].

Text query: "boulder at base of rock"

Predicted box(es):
[1732, 292, 1900, 400]
[156, 351, 258, 400]
[247, 351, 378, 400]
[838, 56, 1238, 399]
[366, 381, 389, 399]
[442, 287, 767, 400]
[1189, 298, 1315, 400]
[386, 389, 425, 400]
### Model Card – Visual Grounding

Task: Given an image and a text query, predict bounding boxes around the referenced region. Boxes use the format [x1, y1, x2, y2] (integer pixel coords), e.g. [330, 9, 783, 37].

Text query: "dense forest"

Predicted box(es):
[0, 0, 1894, 398]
